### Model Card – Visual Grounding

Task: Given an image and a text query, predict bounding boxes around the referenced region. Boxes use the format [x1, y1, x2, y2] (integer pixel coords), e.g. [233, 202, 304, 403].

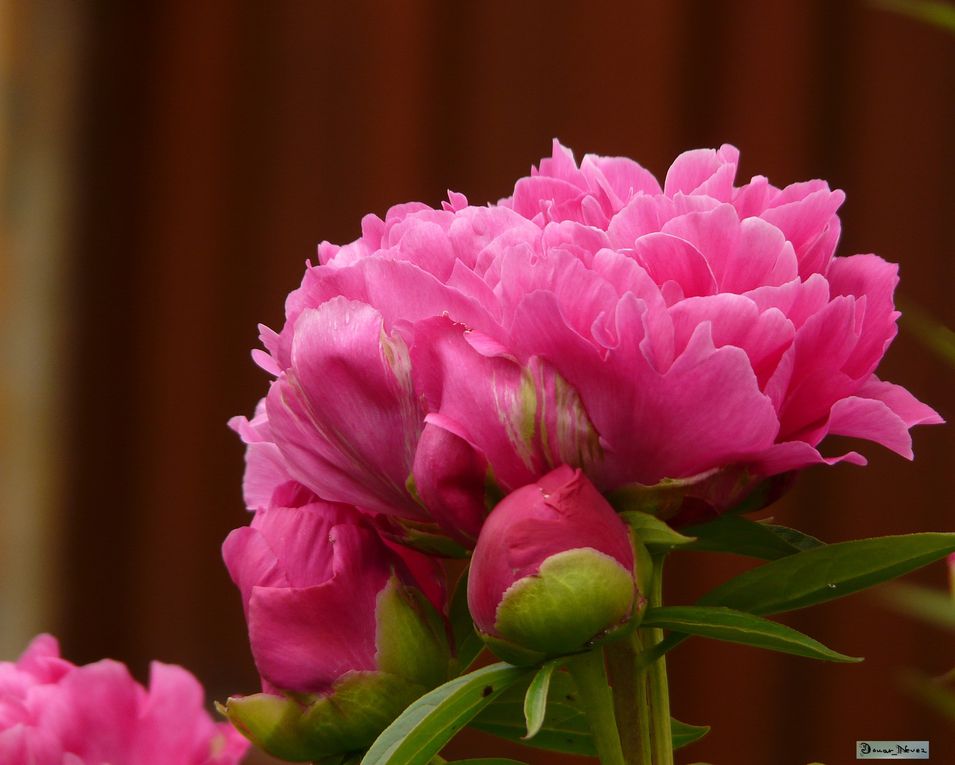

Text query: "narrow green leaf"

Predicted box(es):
[620, 511, 696, 552]
[698, 533, 955, 615]
[642, 606, 860, 663]
[361, 663, 532, 765]
[681, 515, 823, 560]
[472, 670, 595, 755]
[670, 718, 711, 749]
[523, 660, 559, 740]
[879, 582, 955, 632]
[472, 668, 708, 754]
[449, 566, 484, 675]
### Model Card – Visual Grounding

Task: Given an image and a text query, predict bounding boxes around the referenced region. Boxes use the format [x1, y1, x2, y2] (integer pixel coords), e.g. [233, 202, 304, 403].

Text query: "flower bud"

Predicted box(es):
[467, 466, 641, 665]
[221, 501, 451, 760]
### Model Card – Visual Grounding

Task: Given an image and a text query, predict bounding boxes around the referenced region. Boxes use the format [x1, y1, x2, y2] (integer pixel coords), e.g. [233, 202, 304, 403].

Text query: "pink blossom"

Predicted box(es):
[221, 500, 448, 696]
[0, 634, 248, 765]
[237, 141, 941, 537]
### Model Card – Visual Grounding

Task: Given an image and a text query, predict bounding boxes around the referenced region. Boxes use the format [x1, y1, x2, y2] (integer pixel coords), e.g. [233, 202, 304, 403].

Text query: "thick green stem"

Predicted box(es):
[567, 649, 627, 765]
[606, 632, 652, 765]
[645, 557, 674, 765]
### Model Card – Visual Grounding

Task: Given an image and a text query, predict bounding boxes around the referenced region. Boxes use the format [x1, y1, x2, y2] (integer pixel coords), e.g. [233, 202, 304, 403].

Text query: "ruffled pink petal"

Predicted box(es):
[760, 186, 845, 277]
[411, 319, 549, 491]
[412, 422, 489, 544]
[134, 662, 240, 764]
[510, 291, 779, 485]
[826, 396, 915, 459]
[631, 232, 718, 300]
[247, 524, 388, 693]
[266, 299, 425, 518]
[856, 377, 944, 427]
[826, 254, 900, 379]
[579, 153, 662, 209]
[663, 145, 739, 199]
[750, 440, 866, 475]
[221, 526, 288, 615]
[667, 294, 794, 387]
[34, 660, 141, 762]
[766, 295, 862, 436]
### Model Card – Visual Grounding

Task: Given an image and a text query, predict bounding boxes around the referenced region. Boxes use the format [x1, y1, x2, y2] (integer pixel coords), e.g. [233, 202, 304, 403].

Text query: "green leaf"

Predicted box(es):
[879, 582, 955, 632]
[621, 511, 696, 552]
[361, 663, 532, 765]
[472, 668, 707, 754]
[449, 566, 484, 675]
[681, 515, 824, 560]
[523, 660, 559, 740]
[641, 606, 861, 663]
[471, 669, 595, 755]
[447, 760, 528, 764]
[698, 533, 955, 615]
[670, 718, 711, 749]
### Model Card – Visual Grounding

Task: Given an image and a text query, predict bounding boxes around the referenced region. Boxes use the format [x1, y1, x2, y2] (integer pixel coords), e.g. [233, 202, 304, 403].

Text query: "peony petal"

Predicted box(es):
[267, 299, 425, 518]
[412, 422, 489, 544]
[667, 294, 794, 387]
[34, 660, 141, 762]
[664, 145, 739, 199]
[856, 377, 944, 427]
[760, 186, 845, 277]
[826, 254, 900, 379]
[826, 396, 915, 459]
[247, 524, 387, 693]
[631, 232, 717, 299]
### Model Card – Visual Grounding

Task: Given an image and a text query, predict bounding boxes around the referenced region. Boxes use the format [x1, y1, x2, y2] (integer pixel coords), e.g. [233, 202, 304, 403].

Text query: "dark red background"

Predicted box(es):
[45, 2, 955, 763]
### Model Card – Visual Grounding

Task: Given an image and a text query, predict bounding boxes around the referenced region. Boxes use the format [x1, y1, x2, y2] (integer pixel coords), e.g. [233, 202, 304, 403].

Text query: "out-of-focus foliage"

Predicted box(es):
[873, 0, 955, 34]
[900, 299, 955, 368]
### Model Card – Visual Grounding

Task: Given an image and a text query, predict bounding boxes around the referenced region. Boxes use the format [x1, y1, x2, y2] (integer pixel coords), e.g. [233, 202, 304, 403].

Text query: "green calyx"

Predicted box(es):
[222, 574, 451, 761]
[488, 548, 637, 666]
[219, 671, 427, 761]
[375, 573, 452, 690]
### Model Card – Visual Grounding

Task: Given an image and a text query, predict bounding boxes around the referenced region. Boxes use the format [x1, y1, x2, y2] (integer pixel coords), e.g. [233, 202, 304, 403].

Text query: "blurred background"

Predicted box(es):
[1, 1, 953, 763]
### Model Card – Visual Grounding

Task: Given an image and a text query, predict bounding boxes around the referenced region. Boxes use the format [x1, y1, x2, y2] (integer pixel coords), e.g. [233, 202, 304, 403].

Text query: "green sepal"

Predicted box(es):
[621, 510, 696, 553]
[448, 565, 486, 675]
[378, 515, 471, 558]
[490, 548, 636, 665]
[220, 672, 427, 761]
[376, 574, 451, 689]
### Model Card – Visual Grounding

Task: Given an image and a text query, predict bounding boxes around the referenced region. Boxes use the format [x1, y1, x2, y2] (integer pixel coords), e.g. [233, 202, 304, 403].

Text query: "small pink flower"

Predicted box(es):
[0, 634, 248, 765]
[467, 466, 638, 664]
[222, 500, 448, 696]
[236, 141, 941, 538]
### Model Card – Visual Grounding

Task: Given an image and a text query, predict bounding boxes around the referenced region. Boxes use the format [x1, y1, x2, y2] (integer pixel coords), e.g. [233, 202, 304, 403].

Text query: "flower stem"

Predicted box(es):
[645, 556, 674, 765]
[567, 649, 627, 765]
[606, 632, 652, 765]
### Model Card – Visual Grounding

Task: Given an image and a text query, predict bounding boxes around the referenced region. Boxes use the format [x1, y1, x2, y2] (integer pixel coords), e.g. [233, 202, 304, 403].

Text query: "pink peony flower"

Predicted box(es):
[220, 499, 450, 759]
[467, 466, 639, 665]
[235, 141, 941, 538]
[0, 634, 248, 765]
[222, 499, 448, 695]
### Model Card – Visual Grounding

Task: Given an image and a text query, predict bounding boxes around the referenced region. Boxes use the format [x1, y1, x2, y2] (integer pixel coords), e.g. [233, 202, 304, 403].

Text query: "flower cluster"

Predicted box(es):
[0, 634, 247, 764]
[223, 142, 940, 759]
